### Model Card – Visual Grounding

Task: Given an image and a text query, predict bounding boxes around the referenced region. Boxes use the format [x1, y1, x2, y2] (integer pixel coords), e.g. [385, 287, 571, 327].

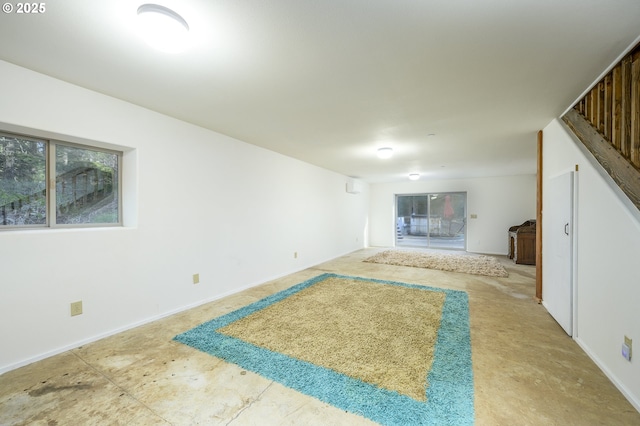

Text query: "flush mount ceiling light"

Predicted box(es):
[377, 147, 393, 159]
[409, 173, 420, 181]
[137, 4, 189, 53]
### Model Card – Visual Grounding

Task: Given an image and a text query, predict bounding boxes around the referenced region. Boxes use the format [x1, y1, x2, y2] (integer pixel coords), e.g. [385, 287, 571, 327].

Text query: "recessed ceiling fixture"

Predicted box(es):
[377, 147, 393, 159]
[137, 4, 189, 53]
[409, 173, 420, 180]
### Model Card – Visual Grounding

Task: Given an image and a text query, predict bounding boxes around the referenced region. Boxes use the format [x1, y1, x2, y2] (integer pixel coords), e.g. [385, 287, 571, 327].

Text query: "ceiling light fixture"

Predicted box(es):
[409, 173, 420, 181]
[137, 4, 190, 53]
[377, 147, 393, 159]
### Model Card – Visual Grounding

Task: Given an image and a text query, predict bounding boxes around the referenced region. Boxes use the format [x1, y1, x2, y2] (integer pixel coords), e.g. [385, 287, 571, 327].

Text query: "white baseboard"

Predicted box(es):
[574, 336, 640, 413]
[0, 250, 358, 375]
[0, 287, 246, 375]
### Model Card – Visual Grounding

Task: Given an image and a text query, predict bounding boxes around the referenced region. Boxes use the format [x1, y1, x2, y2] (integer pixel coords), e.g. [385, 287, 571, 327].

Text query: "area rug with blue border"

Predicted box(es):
[174, 273, 474, 425]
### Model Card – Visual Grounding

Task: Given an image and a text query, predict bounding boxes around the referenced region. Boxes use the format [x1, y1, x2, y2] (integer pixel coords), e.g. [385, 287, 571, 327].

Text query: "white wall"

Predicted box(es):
[543, 118, 640, 410]
[369, 175, 536, 254]
[0, 60, 369, 373]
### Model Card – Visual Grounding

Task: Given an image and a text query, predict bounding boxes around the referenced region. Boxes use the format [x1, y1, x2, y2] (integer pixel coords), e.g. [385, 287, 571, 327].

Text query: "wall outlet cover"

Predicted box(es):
[70, 301, 83, 316]
[623, 336, 632, 361]
[622, 343, 632, 361]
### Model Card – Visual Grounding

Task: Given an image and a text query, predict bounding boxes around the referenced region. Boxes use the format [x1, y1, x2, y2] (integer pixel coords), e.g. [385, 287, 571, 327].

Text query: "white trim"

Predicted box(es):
[575, 336, 640, 413]
[0, 249, 356, 375]
[571, 167, 579, 338]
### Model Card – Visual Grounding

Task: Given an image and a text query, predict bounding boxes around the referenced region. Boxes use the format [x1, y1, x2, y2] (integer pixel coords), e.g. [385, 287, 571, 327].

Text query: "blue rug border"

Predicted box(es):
[174, 273, 474, 426]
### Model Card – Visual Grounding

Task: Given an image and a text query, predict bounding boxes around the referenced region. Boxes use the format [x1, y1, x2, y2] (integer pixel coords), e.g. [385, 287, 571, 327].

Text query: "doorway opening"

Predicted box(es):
[395, 192, 467, 250]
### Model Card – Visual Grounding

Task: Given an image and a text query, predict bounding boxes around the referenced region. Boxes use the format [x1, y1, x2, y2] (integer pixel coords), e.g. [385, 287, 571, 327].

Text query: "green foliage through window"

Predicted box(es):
[0, 132, 121, 228]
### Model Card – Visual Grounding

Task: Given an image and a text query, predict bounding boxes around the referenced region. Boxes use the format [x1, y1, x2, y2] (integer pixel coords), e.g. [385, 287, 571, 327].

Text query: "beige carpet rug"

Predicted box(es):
[175, 273, 475, 425]
[175, 274, 474, 426]
[218, 275, 445, 401]
[364, 250, 509, 277]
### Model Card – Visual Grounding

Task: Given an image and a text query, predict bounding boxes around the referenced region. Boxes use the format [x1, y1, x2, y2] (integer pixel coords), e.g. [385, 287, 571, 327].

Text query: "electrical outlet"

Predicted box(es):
[70, 301, 83, 317]
[294, 252, 298, 259]
[470, 214, 478, 219]
[622, 336, 632, 361]
[193, 273, 200, 284]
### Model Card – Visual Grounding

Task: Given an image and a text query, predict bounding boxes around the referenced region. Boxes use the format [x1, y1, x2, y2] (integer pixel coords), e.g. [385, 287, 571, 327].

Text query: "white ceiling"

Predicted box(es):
[1, 1, 639, 183]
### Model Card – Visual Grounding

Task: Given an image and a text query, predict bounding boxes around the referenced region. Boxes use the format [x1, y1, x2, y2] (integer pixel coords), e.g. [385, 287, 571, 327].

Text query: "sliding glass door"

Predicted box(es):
[395, 192, 466, 250]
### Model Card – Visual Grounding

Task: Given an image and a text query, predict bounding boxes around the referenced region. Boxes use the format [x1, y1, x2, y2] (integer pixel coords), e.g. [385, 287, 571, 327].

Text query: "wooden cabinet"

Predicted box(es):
[508, 220, 536, 265]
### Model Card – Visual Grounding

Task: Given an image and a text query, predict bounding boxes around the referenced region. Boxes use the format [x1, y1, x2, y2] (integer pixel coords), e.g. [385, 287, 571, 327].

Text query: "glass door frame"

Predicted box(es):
[395, 192, 467, 250]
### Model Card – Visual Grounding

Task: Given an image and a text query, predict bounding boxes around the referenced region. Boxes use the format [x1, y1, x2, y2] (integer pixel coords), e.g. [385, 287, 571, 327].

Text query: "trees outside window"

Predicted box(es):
[0, 132, 121, 228]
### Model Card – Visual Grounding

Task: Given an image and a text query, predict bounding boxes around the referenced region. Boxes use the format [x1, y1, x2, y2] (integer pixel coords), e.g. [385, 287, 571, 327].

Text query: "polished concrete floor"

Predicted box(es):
[1, 248, 639, 425]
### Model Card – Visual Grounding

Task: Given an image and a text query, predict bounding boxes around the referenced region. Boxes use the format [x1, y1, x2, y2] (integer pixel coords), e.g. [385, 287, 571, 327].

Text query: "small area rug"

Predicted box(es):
[364, 250, 508, 277]
[174, 273, 474, 425]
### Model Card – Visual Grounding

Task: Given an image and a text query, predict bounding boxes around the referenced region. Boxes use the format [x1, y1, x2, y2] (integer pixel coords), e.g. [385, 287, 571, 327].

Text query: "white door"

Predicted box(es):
[543, 172, 574, 336]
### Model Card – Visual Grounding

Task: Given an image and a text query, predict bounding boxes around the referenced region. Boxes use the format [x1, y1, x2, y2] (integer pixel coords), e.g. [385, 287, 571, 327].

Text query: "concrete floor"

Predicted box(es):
[1, 248, 639, 425]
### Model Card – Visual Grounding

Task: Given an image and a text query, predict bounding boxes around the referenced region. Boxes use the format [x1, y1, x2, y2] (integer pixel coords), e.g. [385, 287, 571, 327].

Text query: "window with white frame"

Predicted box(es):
[0, 132, 121, 228]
